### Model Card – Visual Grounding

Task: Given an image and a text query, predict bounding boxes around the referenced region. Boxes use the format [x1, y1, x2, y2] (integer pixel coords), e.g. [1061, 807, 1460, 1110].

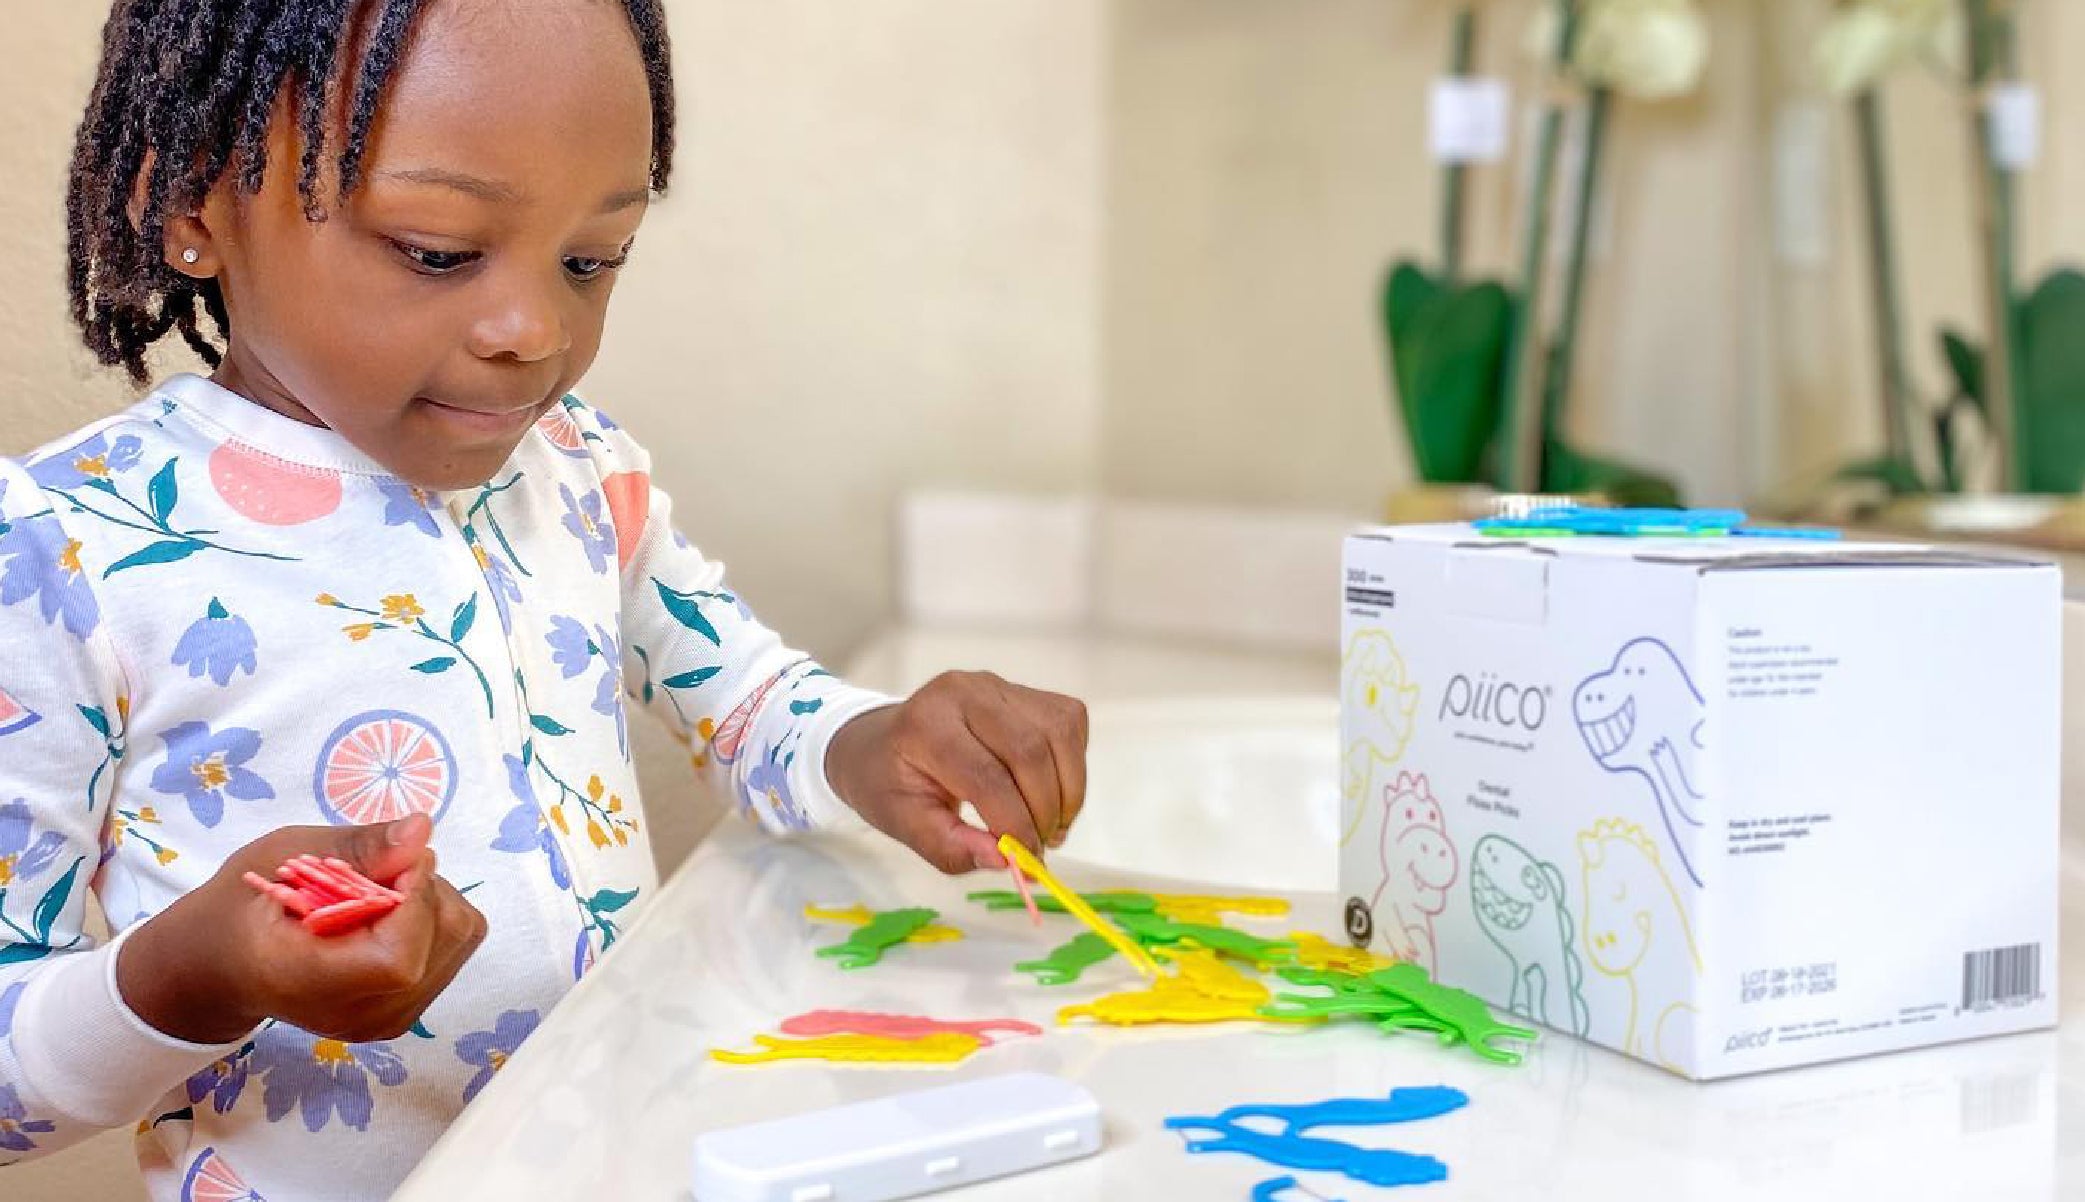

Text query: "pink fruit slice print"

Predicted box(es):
[601, 471, 650, 570]
[209, 442, 342, 526]
[710, 672, 781, 766]
[0, 684, 39, 736]
[314, 710, 457, 825]
[537, 403, 588, 457]
[182, 1147, 265, 1202]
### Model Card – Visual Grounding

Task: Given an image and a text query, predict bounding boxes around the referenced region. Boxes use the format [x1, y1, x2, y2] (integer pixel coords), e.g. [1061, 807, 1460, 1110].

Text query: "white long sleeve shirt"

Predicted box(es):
[0, 374, 888, 1200]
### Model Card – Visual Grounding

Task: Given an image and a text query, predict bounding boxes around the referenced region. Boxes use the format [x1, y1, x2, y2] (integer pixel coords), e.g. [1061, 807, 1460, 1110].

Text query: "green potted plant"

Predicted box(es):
[1384, 0, 1704, 517]
[1821, 0, 2085, 529]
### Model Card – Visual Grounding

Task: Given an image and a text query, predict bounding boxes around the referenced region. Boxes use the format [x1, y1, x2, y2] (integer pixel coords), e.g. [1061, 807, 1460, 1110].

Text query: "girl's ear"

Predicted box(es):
[127, 149, 223, 279]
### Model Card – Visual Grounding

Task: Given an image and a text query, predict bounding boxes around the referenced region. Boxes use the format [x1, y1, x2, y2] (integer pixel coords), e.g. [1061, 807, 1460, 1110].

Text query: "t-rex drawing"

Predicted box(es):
[1572, 638, 1708, 887]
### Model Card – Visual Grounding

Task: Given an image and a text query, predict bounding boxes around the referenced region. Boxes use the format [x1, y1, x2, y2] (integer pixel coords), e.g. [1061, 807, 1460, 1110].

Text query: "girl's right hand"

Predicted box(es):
[116, 814, 488, 1045]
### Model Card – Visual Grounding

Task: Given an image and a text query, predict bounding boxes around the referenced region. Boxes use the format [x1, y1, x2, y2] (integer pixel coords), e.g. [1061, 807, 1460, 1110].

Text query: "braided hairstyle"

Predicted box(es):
[66, 0, 676, 384]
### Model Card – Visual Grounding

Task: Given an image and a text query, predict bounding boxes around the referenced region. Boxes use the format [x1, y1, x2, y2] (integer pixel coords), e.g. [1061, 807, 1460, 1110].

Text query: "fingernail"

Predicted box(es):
[385, 818, 411, 845]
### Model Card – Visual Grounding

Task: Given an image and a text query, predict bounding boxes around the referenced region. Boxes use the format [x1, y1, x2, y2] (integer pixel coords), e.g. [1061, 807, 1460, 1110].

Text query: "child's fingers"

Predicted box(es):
[331, 814, 433, 888]
[909, 807, 1003, 875]
[1008, 686, 1086, 846]
[912, 727, 1044, 859]
[964, 701, 1064, 853]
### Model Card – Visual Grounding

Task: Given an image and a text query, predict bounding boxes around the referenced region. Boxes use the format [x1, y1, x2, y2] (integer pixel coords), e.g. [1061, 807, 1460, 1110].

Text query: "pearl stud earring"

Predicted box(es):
[181, 248, 200, 265]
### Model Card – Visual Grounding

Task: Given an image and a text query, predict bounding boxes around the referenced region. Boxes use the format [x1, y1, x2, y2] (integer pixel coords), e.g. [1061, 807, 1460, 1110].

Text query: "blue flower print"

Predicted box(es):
[491, 755, 570, 889]
[545, 618, 627, 756]
[377, 480, 442, 538]
[558, 484, 615, 575]
[27, 432, 144, 490]
[170, 598, 258, 686]
[185, 1044, 253, 1115]
[454, 1009, 540, 1105]
[0, 800, 65, 887]
[149, 723, 274, 828]
[546, 616, 595, 678]
[0, 981, 23, 1039]
[743, 746, 808, 831]
[249, 1024, 407, 1134]
[0, 1085, 56, 1153]
[478, 547, 522, 635]
[0, 502, 99, 640]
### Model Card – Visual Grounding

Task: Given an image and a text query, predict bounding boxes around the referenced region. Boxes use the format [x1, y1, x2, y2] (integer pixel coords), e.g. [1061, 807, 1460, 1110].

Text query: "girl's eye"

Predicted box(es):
[564, 245, 633, 282]
[390, 240, 478, 275]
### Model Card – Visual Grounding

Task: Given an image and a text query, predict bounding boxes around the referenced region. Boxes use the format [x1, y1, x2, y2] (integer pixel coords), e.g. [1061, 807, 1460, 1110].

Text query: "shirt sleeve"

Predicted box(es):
[0, 460, 249, 1167]
[570, 402, 896, 835]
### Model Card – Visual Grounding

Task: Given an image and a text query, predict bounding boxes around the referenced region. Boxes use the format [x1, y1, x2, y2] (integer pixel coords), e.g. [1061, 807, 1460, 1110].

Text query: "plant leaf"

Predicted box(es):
[588, 888, 638, 914]
[531, 715, 573, 737]
[77, 705, 110, 738]
[147, 459, 180, 524]
[1383, 265, 1513, 483]
[450, 596, 478, 643]
[104, 539, 206, 576]
[2016, 268, 2085, 493]
[1834, 455, 1927, 496]
[1939, 328, 1985, 413]
[410, 658, 457, 675]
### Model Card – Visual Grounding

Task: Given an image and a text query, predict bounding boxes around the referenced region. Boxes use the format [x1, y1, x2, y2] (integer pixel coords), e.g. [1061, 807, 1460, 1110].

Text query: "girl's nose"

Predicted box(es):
[467, 273, 571, 364]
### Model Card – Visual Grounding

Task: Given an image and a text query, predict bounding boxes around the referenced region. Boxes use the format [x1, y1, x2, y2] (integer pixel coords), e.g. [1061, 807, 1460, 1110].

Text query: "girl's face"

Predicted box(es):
[182, 0, 656, 490]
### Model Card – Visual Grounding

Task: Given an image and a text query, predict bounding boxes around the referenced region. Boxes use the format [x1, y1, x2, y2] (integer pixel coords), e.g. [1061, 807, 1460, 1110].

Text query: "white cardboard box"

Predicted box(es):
[1338, 525, 2062, 1079]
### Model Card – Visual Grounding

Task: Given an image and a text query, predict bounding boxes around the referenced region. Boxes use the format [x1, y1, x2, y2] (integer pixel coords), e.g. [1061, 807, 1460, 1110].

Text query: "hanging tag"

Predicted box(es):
[1430, 77, 1510, 164]
[1986, 83, 2039, 170]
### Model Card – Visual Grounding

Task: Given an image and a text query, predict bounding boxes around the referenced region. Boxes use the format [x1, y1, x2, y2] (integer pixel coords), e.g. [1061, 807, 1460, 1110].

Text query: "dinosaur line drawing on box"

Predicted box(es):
[1370, 772, 1459, 974]
[1470, 834, 1590, 1036]
[1579, 818, 1700, 1072]
[1572, 638, 1708, 888]
[1341, 630, 1420, 847]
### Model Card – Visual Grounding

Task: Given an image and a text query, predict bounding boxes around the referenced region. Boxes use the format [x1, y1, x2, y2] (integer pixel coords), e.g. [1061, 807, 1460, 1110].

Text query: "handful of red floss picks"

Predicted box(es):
[243, 855, 407, 937]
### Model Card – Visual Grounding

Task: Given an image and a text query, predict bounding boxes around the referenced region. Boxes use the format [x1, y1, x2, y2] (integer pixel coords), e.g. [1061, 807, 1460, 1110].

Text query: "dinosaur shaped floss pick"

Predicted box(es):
[1340, 523, 2061, 1079]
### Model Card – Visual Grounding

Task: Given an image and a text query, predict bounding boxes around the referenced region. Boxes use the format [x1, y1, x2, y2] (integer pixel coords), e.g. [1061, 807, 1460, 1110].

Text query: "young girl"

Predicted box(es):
[0, 1, 1088, 1197]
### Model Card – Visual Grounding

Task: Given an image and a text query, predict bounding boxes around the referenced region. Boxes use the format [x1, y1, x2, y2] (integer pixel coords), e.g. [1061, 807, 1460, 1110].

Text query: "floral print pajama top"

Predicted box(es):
[0, 375, 889, 1200]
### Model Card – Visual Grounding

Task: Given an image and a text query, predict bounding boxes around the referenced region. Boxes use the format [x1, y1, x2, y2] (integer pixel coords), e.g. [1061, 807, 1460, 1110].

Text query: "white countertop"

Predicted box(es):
[392, 621, 2085, 1201]
[392, 765, 2084, 1201]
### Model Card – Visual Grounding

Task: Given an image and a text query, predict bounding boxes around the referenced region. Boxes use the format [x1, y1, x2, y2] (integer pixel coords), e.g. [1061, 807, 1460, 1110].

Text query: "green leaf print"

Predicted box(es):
[530, 715, 573, 737]
[410, 658, 457, 675]
[33, 858, 84, 945]
[78, 706, 110, 738]
[105, 539, 207, 576]
[662, 666, 722, 691]
[450, 596, 478, 643]
[652, 580, 720, 646]
[588, 888, 638, 914]
[146, 459, 179, 523]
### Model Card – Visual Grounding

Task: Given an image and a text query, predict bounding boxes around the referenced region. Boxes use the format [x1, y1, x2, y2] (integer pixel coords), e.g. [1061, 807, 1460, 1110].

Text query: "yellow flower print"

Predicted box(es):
[58, 539, 84, 579]
[380, 594, 424, 624]
[344, 623, 379, 642]
[75, 454, 110, 480]
[190, 752, 231, 792]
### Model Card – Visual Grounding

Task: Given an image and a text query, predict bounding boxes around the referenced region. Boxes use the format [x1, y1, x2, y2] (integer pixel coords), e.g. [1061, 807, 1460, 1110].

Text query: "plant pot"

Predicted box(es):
[1383, 483, 1498, 525]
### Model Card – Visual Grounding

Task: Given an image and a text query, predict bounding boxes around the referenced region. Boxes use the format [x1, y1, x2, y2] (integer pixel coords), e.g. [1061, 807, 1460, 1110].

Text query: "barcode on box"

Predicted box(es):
[1961, 943, 2040, 1012]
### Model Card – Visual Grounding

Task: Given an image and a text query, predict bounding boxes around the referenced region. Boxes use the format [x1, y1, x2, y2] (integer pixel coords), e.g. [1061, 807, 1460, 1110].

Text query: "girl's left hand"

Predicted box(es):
[825, 671, 1089, 874]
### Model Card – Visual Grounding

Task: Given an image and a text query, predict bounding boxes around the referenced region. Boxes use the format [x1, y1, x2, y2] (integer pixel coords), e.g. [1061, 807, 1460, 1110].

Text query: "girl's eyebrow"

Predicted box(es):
[374, 167, 651, 213]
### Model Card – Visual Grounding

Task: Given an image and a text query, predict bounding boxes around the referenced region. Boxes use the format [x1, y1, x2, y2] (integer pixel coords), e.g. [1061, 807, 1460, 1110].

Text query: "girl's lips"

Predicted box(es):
[419, 397, 544, 438]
